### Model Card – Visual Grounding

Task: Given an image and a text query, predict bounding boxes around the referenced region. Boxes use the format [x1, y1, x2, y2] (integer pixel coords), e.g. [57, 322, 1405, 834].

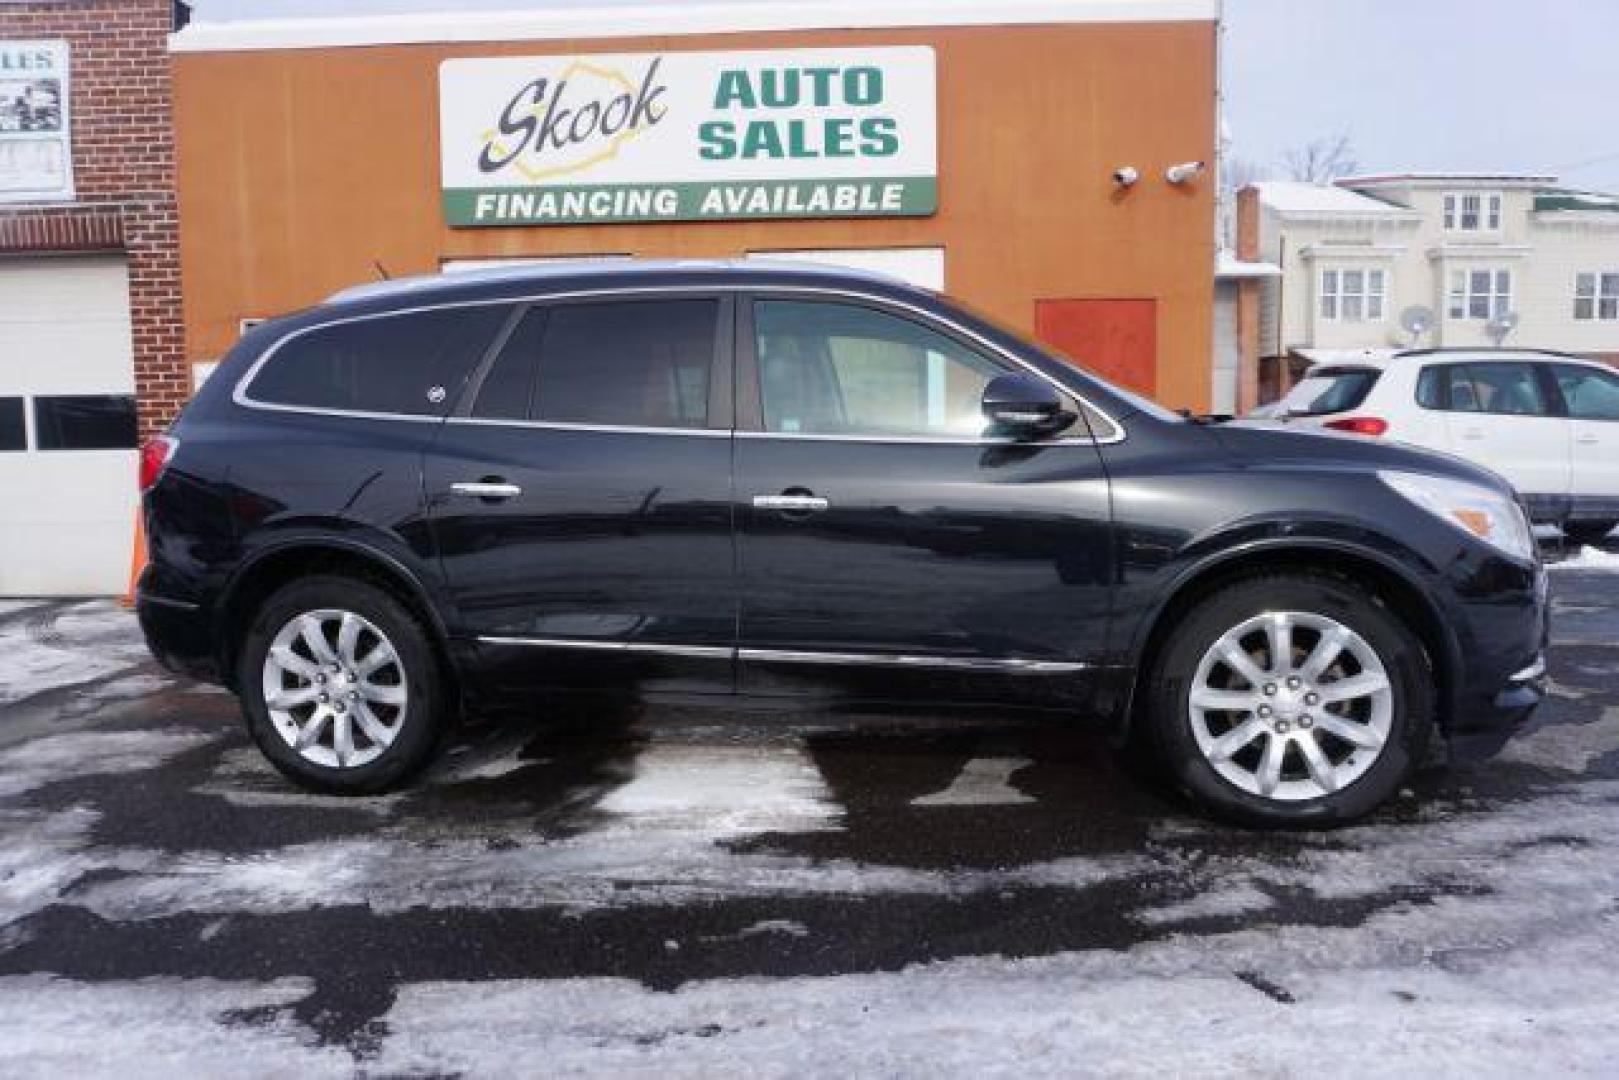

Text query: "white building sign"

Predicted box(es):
[0, 40, 73, 203]
[439, 46, 936, 227]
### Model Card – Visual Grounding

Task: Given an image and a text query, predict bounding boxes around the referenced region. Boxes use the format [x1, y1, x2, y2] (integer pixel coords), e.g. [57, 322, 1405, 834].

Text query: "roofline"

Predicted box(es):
[1338, 173, 1558, 189]
[170, 0, 1218, 54]
[320, 257, 929, 311]
[1249, 184, 1419, 220]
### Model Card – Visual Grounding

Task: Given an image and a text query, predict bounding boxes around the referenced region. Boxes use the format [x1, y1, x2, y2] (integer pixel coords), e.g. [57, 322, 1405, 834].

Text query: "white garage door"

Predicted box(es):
[746, 247, 945, 291]
[0, 255, 139, 597]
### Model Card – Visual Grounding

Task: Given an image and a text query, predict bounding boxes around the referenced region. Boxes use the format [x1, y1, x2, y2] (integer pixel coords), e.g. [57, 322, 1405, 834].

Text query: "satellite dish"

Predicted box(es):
[1399, 305, 1434, 346]
[1487, 310, 1520, 346]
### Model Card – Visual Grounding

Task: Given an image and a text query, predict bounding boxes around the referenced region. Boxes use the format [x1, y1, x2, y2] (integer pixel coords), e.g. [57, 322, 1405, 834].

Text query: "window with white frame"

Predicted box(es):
[1448, 269, 1513, 320]
[1318, 267, 1386, 322]
[1574, 272, 1619, 321]
[1442, 192, 1502, 232]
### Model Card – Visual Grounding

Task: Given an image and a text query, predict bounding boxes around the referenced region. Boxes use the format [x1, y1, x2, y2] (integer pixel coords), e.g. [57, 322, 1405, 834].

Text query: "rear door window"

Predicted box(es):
[248, 305, 509, 417]
[472, 299, 718, 429]
[1281, 366, 1380, 416]
[1427, 363, 1551, 416]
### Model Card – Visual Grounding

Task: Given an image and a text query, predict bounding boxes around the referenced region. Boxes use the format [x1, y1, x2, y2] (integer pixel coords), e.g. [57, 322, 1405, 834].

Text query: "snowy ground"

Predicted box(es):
[0, 541, 1617, 1077]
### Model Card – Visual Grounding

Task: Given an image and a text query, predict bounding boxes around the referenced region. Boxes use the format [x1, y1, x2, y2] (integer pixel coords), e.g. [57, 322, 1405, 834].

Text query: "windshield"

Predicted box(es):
[1279, 366, 1381, 417]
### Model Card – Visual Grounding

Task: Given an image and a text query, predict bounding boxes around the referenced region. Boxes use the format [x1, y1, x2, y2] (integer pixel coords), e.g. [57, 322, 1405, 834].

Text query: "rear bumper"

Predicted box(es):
[135, 568, 222, 683]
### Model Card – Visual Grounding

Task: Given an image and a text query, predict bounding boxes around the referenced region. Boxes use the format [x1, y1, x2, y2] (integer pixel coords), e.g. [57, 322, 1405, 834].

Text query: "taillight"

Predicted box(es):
[1324, 416, 1389, 437]
[139, 435, 178, 493]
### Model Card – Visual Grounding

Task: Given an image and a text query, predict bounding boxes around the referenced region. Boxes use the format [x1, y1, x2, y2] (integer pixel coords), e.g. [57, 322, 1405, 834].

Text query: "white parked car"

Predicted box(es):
[1264, 350, 1619, 545]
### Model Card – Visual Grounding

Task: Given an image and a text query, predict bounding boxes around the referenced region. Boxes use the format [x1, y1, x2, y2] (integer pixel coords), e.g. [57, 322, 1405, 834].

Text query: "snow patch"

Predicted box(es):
[1134, 881, 1276, 926]
[0, 602, 158, 706]
[0, 730, 214, 800]
[912, 756, 1035, 806]
[0, 977, 350, 1077]
[1550, 546, 1619, 570]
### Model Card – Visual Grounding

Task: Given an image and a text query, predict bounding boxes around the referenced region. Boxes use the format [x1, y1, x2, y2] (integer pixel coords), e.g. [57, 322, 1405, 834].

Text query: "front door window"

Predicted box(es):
[754, 300, 1004, 438]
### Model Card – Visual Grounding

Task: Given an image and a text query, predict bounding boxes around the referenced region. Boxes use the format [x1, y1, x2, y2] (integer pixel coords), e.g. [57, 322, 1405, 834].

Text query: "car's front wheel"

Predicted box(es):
[1141, 572, 1433, 828]
[238, 576, 447, 794]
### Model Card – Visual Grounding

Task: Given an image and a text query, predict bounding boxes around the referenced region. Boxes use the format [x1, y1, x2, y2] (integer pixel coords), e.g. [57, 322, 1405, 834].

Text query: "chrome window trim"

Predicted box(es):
[446, 416, 731, 438]
[476, 634, 1090, 674]
[232, 284, 1127, 445]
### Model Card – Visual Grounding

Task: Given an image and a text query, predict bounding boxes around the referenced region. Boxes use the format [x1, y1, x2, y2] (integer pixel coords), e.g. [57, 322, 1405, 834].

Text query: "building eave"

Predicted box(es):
[169, 0, 1219, 53]
[1339, 173, 1557, 190]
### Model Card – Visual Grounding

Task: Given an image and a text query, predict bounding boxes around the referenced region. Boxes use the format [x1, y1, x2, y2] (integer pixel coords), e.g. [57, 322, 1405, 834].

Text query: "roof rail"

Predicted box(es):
[1392, 346, 1592, 361]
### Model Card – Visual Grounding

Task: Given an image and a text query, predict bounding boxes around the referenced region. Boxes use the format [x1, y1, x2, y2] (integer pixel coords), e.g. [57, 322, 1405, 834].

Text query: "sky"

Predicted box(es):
[187, 0, 1619, 194]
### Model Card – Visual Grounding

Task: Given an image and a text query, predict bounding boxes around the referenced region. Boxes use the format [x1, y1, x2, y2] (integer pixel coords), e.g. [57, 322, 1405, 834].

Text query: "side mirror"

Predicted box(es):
[981, 373, 1075, 438]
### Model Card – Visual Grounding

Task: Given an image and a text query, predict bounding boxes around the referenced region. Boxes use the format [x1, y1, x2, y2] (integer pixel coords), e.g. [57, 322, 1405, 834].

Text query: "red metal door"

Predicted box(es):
[1034, 298, 1158, 398]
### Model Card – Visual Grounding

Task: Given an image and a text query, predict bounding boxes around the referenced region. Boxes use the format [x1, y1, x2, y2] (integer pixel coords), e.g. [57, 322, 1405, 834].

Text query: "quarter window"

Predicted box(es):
[1443, 192, 1501, 232]
[1420, 363, 1548, 416]
[33, 395, 138, 450]
[248, 306, 509, 416]
[1318, 267, 1386, 322]
[753, 300, 1010, 438]
[1554, 364, 1619, 422]
[1447, 269, 1512, 320]
[472, 299, 717, 429]
[1574, 273, 1619, 321]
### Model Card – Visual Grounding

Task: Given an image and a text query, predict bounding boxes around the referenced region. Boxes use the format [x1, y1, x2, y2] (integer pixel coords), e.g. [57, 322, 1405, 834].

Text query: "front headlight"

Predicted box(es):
[1380, 471, 1535, 562]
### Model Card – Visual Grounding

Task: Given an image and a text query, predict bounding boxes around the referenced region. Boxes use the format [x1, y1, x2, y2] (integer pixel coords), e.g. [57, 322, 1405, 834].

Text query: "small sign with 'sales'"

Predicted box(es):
[439, 47, 936, 228]
[0, 40, 73, 203]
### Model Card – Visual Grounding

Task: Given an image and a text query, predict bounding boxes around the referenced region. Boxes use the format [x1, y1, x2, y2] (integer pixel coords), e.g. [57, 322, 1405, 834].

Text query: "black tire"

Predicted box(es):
[237, 575, 447, 794]
[1564, 520, 1617, 547]
[1140, 572, 1433, 829]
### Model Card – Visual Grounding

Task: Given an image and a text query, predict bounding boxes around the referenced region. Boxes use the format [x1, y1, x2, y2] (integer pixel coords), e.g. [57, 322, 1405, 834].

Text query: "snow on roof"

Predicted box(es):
[1250, 181, 1414, 219]
[1338, 172, 1558, 188]
[171, 0, 1217, 53]
[1215, 251, 1281, 279]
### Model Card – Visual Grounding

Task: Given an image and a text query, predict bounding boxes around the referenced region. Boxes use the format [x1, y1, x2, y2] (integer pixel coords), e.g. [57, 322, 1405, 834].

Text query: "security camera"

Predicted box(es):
[1112, 166, 1140, 187]
[1165, 161, 1207, 185]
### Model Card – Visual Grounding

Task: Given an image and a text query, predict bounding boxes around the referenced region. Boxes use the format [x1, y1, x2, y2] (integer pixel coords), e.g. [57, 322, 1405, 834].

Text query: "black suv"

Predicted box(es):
[137, 262, 1547, 826]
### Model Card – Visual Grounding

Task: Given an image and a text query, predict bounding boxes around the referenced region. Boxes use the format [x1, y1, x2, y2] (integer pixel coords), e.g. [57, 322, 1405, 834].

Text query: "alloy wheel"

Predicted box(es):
[1187, 610, 1393, 802]
[260, 608, 409, 769]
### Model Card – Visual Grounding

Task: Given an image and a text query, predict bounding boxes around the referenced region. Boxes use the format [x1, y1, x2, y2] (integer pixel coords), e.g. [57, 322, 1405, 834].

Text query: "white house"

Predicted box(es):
[1243, 173, 1619, 395]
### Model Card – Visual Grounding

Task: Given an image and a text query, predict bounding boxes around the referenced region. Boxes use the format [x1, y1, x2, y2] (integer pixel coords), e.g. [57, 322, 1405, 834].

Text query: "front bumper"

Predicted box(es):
[1441, 561, 1550, 761]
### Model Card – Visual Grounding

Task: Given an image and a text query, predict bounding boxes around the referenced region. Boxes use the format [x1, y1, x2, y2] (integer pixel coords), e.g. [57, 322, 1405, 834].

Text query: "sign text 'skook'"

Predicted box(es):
[438, 47, 936, 227]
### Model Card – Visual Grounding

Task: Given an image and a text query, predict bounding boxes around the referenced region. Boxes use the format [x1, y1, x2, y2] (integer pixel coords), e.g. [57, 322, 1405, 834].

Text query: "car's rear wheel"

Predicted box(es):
[1564, 520, 1617, 547]
[1141, 573, 1433, 828]
[238, 576, 446, 794]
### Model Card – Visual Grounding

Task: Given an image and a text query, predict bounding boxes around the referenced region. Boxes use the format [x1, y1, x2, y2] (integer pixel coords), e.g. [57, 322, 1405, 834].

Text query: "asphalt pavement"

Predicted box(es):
[0, 541, 1617, 1076]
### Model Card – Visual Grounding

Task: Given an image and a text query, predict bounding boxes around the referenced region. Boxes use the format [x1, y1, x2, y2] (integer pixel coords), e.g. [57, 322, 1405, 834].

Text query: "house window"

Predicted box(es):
[1574, 273, 1619, 321]
[1443, 192, 1502, 232]
[1319, 267, 1386, 322]
[1448, 269, 1512, 320]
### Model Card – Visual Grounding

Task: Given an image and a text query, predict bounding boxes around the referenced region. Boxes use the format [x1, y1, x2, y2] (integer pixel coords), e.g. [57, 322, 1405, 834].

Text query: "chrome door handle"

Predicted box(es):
[1460, 427, 1484, 440]
[1576, 433, 1600, 445]
[451, 481, 522, 500]
[753, 494, 830, 512]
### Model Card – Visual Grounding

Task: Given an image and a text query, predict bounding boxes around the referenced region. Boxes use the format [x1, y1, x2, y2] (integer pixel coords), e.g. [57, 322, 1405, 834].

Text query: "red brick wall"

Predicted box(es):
[0, 0, 183, 437]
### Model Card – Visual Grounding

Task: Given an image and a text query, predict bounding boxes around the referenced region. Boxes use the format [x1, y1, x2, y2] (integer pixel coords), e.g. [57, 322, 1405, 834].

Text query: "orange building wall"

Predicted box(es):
[173, 21, 1217, 409]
